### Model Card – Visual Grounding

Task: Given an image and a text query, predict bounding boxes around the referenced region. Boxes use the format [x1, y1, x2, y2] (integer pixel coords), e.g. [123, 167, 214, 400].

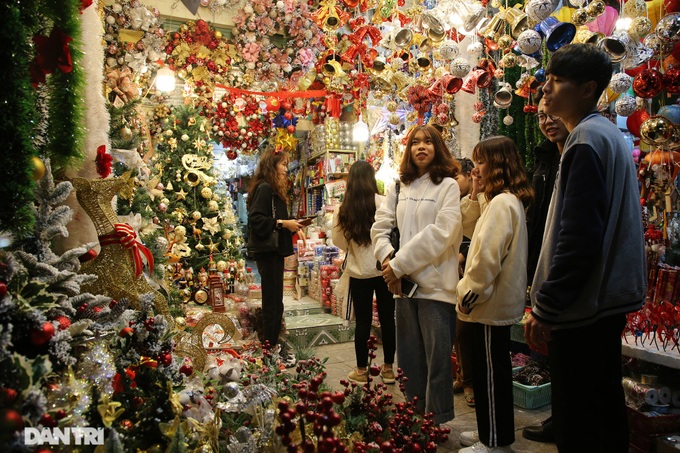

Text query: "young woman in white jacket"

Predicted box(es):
[332, 161, 396, 384]
[372, 124, 463, 425]
[456, 136, 534, 453]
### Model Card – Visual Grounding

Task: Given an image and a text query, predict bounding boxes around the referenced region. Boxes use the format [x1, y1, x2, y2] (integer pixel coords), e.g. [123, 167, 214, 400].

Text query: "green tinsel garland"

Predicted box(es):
[44, 0, 85, 172]
[0, 2, 40, 235]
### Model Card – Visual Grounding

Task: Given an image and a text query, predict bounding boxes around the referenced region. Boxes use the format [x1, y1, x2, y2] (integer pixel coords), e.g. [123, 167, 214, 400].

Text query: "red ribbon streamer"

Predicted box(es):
[99, 223, 154, 278]
[325, 94, 342, 118]
[215, 84, 328, 99]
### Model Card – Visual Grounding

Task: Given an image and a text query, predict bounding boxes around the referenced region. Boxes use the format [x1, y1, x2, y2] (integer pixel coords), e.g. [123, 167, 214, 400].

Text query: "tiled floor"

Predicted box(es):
[312, 340, 557, 453]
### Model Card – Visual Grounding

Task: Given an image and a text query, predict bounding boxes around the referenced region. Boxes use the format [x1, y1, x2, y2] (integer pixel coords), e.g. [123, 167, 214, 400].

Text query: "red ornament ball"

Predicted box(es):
[30, 322, 55, 346]
[664, 67, 680, 94]
[0, 408, 24, 438]
[284, 111, 293, 120]
[627, 109, 651, 137]
[633, 68, 664, 98]
[78, 249, 97, 263]
[180, 363, 194, 376]
[226, 150, 238, 160]
[287, 125, 296, 133]
[0, 388, 18, 407]
[0, 282, 5, 298]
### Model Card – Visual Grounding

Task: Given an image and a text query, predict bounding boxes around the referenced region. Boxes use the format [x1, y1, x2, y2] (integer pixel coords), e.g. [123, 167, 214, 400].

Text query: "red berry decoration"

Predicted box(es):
[39, 413, 57, 428]
[0, 282, 6, 298]
[30, 322, 55, 346]
[159, 352, 172, 367]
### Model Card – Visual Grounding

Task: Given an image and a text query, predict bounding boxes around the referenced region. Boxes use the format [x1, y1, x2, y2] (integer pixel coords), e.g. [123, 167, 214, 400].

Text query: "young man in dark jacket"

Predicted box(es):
[525, 44, 646, 452]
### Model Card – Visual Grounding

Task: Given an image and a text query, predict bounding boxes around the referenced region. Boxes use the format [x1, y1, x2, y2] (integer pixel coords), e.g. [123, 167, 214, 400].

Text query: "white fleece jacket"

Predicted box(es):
[457, 192, 528, 325]
[331, 194, 384, 279]
[371, 174, 462, 304]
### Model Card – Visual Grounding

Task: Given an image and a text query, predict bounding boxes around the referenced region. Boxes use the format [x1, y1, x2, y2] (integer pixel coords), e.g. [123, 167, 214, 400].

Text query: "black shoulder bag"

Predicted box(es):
[247, 187, 279, 256]
[389, 181, 401, 254]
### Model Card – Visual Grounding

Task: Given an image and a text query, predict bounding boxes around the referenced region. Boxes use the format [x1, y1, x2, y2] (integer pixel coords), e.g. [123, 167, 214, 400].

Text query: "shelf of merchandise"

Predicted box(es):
[302, 148, 356, 217]
[621, 335, 680, 370]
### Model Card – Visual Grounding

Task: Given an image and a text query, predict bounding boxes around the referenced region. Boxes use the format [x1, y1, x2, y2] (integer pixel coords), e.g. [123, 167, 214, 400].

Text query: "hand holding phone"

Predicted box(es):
[297, 218, 313, 227]
[400, 278, 419, 298]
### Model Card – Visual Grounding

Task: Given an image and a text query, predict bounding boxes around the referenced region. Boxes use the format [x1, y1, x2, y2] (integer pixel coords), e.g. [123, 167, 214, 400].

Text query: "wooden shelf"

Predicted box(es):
[307, 183, 325, 190]
[330, 172, 348, 178]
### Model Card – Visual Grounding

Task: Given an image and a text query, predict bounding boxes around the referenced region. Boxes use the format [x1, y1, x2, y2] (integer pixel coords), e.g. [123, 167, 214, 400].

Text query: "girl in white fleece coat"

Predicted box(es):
[372, 124, 463, 425]
[456, 136, 534, 453]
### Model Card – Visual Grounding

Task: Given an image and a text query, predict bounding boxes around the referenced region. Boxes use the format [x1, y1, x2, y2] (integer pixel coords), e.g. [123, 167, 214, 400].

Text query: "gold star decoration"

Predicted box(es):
[193, 138, 206, 151]
[176, 188, 188, 200]
[207, 239, 220, 254]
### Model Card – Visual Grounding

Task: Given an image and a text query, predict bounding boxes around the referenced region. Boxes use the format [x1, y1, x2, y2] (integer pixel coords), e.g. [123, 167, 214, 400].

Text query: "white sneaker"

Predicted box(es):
[459, 441, 512, 453]
[460, 430, 480, 447]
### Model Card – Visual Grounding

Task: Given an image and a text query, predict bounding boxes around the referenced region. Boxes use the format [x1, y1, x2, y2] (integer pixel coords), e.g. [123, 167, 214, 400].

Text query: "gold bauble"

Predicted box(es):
[120, 126, 133, 141]
[497, 35, 514, 50]
[180, 24, 189, 32]
[572, 8, 590, 26]
[629, 17, 653, 39]
[640, 116, 674, 146]
[499, 54, 518, 68]
[586, 0, 605, 17]
[31, 157, 46, 181]
[389, 114, 401, 125]
[214, 30, 223, 39]
[386, 101, 398, 112]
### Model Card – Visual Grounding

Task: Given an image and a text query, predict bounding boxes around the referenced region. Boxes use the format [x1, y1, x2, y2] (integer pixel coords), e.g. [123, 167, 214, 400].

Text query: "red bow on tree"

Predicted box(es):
[95, 145, 113, 178]
[30, 27, 73, 87]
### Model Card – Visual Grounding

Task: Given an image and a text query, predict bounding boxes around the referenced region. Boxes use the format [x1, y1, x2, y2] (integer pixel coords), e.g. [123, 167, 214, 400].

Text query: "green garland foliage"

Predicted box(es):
[44, 0, 85, 172]
[0, 2, 40, 235]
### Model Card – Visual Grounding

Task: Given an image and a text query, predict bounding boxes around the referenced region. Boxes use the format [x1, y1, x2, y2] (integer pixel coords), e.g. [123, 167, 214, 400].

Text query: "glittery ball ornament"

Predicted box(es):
[389, 113, 401, 125]
[517, 29, 543, 55]
[633, 68, 664, 98]
[386, 101, 398, 112]
[609, 73, 632, 93]
[450, 58, 471, 78]
[643, 33, 674, 56]
[472, 111, 486, 123]
[656, 13, 680, 43]
[439, 40, 460, 60]
[629, 17, 653, 40]
[473, 101, 485, 112]
[664, 68, 680, 94]
[503, 115, 514, 125]
[467, 41, 484, 56]
[614, 95, 637, 116]
[623, 0, 647, 17]
[526, 0, 554, 22]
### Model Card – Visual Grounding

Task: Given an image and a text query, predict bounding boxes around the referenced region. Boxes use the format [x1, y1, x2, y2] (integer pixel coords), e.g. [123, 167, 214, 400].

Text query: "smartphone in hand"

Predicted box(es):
[297, 218, 313, 227]
[401, 278, 419, 298]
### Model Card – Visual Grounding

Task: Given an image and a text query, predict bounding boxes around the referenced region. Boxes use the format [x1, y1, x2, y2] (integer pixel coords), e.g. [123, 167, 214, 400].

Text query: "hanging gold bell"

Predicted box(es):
[480, 15, 506, 42]
[505, 7, 530, 39]
[598, 32, 629, 63]
[322, 59, 345, 77]
[417, 52, 432, 68]
[573, 26, 602, 44]
[394, 27, 414, 48]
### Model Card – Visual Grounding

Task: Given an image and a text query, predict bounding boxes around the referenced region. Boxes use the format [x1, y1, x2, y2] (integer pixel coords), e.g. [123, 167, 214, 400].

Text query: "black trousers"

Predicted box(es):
[349, 276, 396, 368]
[460, 321, 515, 447]
[256, 254, 285, 347]
[548, 314, 628, 453]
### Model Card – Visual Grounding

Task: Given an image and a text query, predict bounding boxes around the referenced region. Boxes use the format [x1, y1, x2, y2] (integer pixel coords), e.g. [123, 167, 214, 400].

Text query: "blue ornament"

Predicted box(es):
[534, 68, 546, 83]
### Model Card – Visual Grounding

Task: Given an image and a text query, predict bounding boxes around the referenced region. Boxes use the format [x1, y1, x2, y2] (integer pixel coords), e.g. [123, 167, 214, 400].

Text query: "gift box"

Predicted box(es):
[248, 284, 262, 300]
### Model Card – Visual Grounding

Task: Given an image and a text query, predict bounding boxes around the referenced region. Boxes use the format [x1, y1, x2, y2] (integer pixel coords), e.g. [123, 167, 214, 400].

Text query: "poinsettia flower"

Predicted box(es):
[32, 27, 73, 76]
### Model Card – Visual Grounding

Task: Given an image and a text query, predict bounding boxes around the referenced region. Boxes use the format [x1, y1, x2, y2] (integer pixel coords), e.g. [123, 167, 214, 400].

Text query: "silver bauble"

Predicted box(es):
[614, 95, 637, 117]
[609, 73, 632, 94]
[450, 58, 471, 78]
[656, 13, 680, 43]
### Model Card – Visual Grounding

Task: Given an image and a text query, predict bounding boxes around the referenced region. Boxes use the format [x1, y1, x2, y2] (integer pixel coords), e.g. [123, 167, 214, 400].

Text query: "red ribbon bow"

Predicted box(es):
[99, 224, 154, 278]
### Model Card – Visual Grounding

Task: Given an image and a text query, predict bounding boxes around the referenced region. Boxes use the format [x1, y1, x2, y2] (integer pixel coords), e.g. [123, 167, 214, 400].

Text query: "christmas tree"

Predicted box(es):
[147, 104, 244, 273]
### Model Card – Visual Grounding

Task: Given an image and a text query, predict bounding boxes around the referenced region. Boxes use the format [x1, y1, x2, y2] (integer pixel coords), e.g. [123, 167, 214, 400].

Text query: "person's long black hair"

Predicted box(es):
[337, 160, 378, 247]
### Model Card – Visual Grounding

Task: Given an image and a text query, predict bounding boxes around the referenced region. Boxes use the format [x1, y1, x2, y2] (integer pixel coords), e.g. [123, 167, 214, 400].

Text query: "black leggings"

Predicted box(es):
[256, 254, 285, 347]
[350, 276, 396, 368]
